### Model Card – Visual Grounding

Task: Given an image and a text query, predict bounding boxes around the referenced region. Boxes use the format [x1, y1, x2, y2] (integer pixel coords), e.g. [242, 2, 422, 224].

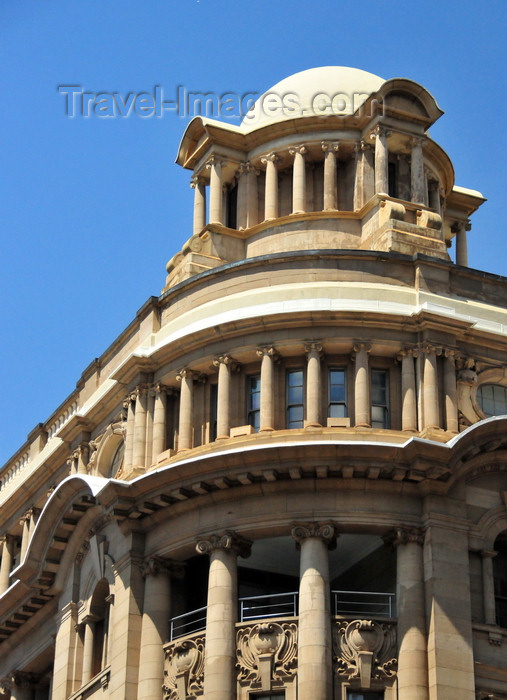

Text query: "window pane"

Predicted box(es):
[288, 405, 304, 425]
[288, 384, 304, 404]
[288, 370, 303, 387]
[478, 384, 507, 417]
[329, 403, 346, 418]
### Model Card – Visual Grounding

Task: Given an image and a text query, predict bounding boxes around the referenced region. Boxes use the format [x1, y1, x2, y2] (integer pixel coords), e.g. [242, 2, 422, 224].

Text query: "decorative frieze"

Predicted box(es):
[333, 619, 397, 688]
[236, 620, 298, 691]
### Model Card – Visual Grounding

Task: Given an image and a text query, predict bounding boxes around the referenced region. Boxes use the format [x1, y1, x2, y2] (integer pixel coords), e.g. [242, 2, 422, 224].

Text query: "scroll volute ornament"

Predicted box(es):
[333, 619, 397, 688]
[236, 621, 298, 692]
[164, 635, 205, 700]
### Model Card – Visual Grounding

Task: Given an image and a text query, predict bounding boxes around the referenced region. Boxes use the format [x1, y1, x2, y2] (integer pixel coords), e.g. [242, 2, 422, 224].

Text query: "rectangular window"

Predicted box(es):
[329, 368, 347, 418]
[250, 694, 285, 700]
[347, 693, 384, 700]
[371, 369, 389, 429]
[210, 383, 218, 441]
[286, 369, 304, 428]
[247, 375, 261, 432]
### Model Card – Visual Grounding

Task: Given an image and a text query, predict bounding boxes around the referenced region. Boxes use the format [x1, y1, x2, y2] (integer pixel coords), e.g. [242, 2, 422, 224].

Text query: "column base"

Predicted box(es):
[259, 426, 275, 432]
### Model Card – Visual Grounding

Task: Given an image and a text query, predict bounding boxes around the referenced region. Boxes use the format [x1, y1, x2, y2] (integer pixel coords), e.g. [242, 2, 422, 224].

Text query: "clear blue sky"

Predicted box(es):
[1, 0, 506, 466]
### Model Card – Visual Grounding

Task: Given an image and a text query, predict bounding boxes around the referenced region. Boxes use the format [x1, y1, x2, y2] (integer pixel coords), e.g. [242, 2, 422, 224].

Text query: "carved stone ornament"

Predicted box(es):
[291, 521, 338, 550]
[236, 621, 298, 691]
[164, 634, 205, 700]
[195, 530, 252, 558]
[333, 619, 397, 688]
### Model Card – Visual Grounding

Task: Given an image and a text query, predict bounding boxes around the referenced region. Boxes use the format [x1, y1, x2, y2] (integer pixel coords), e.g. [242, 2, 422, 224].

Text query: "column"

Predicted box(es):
[51, 602, 79, 700]
[261, 153, 279, 220]
[322, 141, 339, 210]
[206, 156, 224, 224]
[132, 385, 148, 468]
[353, 142, 363, 210]
[0, 535, 15, 594]
[196, 532, 252, 700]
[213, 354, 238, 440]
[444, 350, 459, 433]
[373, 126, 389, 194]
[236, 163, 248, 229]
[422, 344, 440, 430]
[81, 615, 97, 685]
[428, 180, 441, 214]
[76, 443, 89, 475]
[19, 512, 31, 562]
[290, 145, 307, 213]
[455, 221, 470, 267]
[256, 346, 279, 431]
[411, 137, 427, 205]
[399, 349, 418, 432]
[305, 343, 323, 427]
[353, 342, 371, 427]
[9, 673, 34, 700]
[292, 522, 337, 700]
[138, 558, 184, 700]
[387, 526, 429, 700]
[152, 384, 168, 459]
[190, 174, 206, 235]
[123, 393, 135, 472]
[176, 369, 195, 451]
[481, 550, 498, 626]
[246, 162, 259, 227]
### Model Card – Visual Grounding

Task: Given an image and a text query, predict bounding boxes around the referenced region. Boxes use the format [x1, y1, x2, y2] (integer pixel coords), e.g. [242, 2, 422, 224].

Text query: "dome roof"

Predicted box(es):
[242, 66, 385, 129]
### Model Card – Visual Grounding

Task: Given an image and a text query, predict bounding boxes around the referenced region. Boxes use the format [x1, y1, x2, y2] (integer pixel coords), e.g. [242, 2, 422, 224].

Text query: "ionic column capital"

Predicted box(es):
[256, 345, 280, 362]
[480, 549, 498, 560]
[205, 155, 225, 169]
[359, 139, 373, 152]
[212, 353, 240, 370]
[289, 144, 307, 156]
[9, 672, 35, 689]
[291, 521, 338, 549]
[397, 346, 419, 362]
[352, 341, 371, 356]
[196, 530, 252, 558]
[142, 556, 185, 579]
[410, 135, 426, 148]
[384, 525, 425, 548]
[304, 342, 323, 358]
[261, 152, 280, 166]
[421, 342, 442, 356]
[372, 125, 391, 139]
[176, 368, 197, 382]
[190, 174, 206, 188]
[321, 141, 339, 153]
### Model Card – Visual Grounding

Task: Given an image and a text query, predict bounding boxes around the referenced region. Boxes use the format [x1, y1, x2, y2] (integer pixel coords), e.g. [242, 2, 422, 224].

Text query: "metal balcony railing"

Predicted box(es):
[332, 590, 395, 618]
[169, 589, 395, 640]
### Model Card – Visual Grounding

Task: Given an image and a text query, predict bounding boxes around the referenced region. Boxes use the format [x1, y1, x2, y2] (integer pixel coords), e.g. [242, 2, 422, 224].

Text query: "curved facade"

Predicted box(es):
[1, 67, 506, 700]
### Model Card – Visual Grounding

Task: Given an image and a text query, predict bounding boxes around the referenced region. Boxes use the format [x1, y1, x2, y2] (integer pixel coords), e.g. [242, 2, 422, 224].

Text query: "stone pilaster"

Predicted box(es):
[176, 369, 196, 451]
[196, 531, 252, 700]
[123, 393, 135, 471]
[206, 156, 224, 224]
[398, 348, 418, 432]
[138, 557, 185, 700]
[0, 534, 15, 594]
[322, 142, 339, 210]
[385, 526, 429, 700]
[353, 342, 371, 427]
[292, 522, 337, 700]
[261, 153, 280, 220]
[256, 346, 279, 431]
[81, 614, 98, 685]
[152, 383, 168, 460]
[51, 602, 79, 700]
[132, 385, 148, 468]
[305, 342, 323, 427]
[190, 174, 206, 235]
[481, 550, 498, 626]
[19, 511, 32, 562]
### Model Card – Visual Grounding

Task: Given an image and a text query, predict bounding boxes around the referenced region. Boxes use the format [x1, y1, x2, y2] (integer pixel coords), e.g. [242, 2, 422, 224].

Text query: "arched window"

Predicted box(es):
[477, 384, 507, 418]
[493, 532, 507, 628]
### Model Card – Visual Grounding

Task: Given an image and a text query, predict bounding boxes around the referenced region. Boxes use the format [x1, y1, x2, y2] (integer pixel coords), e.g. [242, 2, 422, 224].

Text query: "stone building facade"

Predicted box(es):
[0, 66, 506, 700]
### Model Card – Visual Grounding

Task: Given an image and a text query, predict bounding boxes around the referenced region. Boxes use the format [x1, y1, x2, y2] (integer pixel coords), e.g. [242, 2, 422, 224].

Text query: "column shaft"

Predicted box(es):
[393, 528, 429, 700]
[423, 347, 440, 430]
[177, 370, 194, 451]
[152, 386, 167, 459]
[481, 551, 497, 626]
[257, 348, 277, 431]
[263, 154, 278, 220]
[215, 356, 235, 439]
[236, 164, 248, 229]
[191, 176, 206, 236]
[138, 561, 173, 700]
[20, 515, 30, 562]
[246, 163, 258, 227]
[208, 158, 223, 224]
[305, 344, 322, 426]
[291, 146, 307, 213]
[456, 223, 469, 266]
[401, 351, 417, 432]
[374, 127, 389, 194]
[322, 142, 338, 210]
[444, 353, 458, 433]
[0, 535, 14, 594]
[354, 343, 370, 427]
[124, 396, 135, 471]
[132, 387, 148, 468]
[411, 137, 427, 205]
[81, 619, 95, 685]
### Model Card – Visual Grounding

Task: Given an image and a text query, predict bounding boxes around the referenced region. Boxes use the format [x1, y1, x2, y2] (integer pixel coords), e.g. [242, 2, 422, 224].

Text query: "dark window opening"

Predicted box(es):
[371, 369, 389, 429]
[494, 533, 507, 628]
[286, 369, 304, 428]
[247, 375, 261, 432]
[329, 368, 347, 418]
